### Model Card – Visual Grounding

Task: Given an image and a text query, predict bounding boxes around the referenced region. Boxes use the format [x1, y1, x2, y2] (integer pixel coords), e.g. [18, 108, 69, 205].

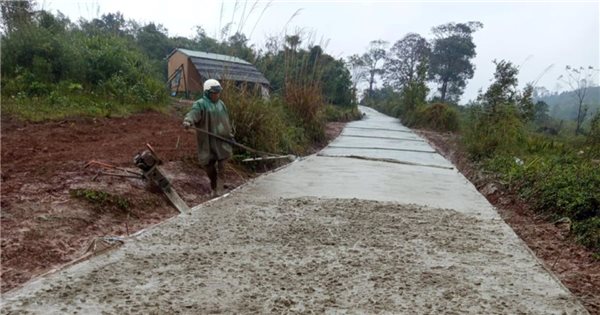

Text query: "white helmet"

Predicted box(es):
[203, 79, 222, 93]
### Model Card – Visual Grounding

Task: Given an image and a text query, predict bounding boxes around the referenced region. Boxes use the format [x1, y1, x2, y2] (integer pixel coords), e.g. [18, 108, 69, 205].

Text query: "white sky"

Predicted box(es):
[44, 0, 600, 103]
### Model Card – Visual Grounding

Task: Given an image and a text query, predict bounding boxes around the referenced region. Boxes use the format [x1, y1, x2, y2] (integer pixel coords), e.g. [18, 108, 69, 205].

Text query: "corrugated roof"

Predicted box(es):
[176, 48, 251, 65]
[190, 57, 270, 85]
[170, 48, 269, 85]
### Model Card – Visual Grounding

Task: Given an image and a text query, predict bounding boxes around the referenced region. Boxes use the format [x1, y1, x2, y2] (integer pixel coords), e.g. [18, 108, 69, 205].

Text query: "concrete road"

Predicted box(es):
[1, 106, 587, 314]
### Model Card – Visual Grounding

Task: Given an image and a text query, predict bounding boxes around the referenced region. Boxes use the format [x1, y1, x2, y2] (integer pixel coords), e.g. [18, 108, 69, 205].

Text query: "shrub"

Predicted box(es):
[324, 104, 362, 122]
[410, 103, 459, 132]
[494, 153, 600, 253]
[70, 188, 131, 214]
[463, 103, 525, 160]
[573, 217, 600, 254]
[284, 81, 326, 143]
[588, 111, 600, 157]
[220, 83, 308, 155]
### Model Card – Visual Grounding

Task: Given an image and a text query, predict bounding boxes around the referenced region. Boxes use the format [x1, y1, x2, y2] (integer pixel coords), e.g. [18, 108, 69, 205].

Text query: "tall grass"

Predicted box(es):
[284, 81, 325, 143]
[220, 82, 309, 155]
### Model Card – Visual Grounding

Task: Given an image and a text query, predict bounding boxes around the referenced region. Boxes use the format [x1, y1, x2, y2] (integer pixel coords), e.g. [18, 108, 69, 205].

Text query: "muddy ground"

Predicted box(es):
[416, 129, 600, 314]
[0, 108, 344, 293]
[0, 197, 584, 314]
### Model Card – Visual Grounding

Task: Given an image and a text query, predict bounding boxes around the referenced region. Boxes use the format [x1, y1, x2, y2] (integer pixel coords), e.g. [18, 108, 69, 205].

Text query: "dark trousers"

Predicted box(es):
[203, 159, 226, 191]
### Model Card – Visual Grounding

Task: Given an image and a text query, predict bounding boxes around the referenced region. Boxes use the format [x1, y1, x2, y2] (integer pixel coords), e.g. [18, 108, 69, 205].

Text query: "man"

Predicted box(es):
[183, 79, 233, 197]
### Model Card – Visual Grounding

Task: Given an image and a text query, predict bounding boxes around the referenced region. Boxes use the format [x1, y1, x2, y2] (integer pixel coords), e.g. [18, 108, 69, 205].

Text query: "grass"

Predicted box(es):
[478, 132, 600, 254]
[2, 93, 169, 122]
[70, 188, 131, 214]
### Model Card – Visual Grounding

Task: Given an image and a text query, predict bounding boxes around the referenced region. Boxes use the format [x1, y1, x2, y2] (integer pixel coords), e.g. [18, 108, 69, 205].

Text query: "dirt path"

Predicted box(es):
[415, 129, 600, 314]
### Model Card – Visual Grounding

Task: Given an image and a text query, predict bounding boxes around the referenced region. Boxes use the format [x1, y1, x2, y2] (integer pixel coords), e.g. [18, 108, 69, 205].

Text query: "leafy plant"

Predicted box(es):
[70, 188, 131, 214]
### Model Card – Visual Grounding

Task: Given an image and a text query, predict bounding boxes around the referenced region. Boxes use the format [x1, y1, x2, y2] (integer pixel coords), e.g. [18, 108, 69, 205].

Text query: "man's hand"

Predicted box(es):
[183, 121, 192, 129]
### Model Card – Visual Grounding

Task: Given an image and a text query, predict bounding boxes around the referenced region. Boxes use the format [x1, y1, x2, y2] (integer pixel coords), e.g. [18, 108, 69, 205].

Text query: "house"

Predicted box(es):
[166, 48, 270, 98]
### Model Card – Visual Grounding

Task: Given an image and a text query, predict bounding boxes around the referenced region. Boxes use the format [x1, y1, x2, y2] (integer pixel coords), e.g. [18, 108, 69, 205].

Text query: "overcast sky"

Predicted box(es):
[45, 0, 599, 103]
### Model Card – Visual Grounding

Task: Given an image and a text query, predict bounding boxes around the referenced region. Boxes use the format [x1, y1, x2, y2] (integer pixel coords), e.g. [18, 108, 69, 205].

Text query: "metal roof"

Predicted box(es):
[170, 48, 269, 85]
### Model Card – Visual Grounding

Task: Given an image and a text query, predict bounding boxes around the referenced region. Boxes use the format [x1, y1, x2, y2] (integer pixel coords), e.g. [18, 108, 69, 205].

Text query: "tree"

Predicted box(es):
[225, 32, 255, 62]
[517, 84, 535, 122]
[429, 21, 483, 103]
[533, 100, 550, 123]
[0, 0, 35, 34]
[346, 54, 367, 96]
[398, 59, 429, 120]
[135, 23, 171, 60]
[285, 34, 301, 53]
[361, 39, 388, 98]
[383, 33, 430, 91]
[79, 12, 130, 37]
[479, 59, 518, 110]
[558, 65, 599, 135]
[466, 59, 526, 159]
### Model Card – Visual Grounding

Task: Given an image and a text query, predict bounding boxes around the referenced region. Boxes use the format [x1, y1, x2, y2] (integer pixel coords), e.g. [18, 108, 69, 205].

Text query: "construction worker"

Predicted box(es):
[183, 79, 233, 197]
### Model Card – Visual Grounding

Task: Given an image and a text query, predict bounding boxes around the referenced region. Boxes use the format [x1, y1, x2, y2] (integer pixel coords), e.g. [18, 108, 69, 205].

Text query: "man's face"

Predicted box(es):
[209, 92, 221, 102]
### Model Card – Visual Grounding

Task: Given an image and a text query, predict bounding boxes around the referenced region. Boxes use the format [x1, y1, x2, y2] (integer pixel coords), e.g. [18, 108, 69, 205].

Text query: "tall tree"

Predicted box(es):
[558, 65, 599, 135]
[0, 0, 35, 34]
[383, 33, 430, 91]
[285, 34, 301, 53]
[346, 54, 367, 95]
[135, 23, 171, 60]
[361, 39, 388, 98]
[478, 59, 535, 122]
[429, 21, 483, 103]
[479, 59, 519, 110]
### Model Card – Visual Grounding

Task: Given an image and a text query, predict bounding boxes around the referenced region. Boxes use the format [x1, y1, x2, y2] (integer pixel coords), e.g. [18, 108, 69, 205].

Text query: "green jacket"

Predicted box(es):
[184, 93, 233, 165]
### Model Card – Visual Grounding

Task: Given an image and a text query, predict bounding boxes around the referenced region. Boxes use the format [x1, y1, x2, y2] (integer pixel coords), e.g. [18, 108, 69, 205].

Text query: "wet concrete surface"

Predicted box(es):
[1, 106, 588, 314]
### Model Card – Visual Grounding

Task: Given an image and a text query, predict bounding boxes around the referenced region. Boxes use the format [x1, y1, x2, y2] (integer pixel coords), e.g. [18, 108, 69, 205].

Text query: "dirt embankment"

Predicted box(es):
[0, 110, 346, 293]
[415, 129, 600, 314]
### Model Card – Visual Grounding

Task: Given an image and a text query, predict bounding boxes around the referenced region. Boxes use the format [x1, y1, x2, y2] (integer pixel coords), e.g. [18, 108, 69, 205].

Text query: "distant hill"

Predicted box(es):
[535, 86, 600, 121]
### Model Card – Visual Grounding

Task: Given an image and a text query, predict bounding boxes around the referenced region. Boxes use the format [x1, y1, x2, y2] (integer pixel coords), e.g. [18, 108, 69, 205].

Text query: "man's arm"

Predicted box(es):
[183, 102, 204, 128]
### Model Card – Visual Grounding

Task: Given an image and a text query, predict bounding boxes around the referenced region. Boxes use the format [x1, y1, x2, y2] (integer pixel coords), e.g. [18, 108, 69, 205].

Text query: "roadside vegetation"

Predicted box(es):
[0, 1, 360, 156]
[352, 22, 599, 254]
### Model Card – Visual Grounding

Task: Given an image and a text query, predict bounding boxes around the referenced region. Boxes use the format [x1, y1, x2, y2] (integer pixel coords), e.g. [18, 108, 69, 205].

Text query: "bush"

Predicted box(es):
[487, 152, 600, 253]
[573, 217, 600, 254]
[588, 111, 600, 157]
[220, 83, 308, 155]
[324, 104, 362, 122]
[410, 103, 459, 132]
[463, 103, 525, 160]
[284, 81, 326, 143]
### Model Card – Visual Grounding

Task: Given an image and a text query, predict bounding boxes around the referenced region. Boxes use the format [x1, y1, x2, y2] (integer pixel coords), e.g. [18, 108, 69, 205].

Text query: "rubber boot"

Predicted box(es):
[215, 178, 224, 197]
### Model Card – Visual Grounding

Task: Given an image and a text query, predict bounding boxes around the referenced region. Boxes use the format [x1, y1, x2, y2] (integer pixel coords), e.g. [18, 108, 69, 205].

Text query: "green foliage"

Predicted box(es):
[362, 87, 402, 117]
[1, 7, 169, 120]
[464, 60, 531, 159]
[221, 83, 299, 155]
[483, 149, 600, 253]
[70, 188, 131, 213]
[573, 217, 600, 253]
[284, 81, 326, 143]
[587, 111, 600, 157]
[383, 33, 430, 91]
[257, 42, 354, 107]
[324, 104, 362, 123]
[464, 103, 525, 160]
[411, 103, 460, 132]
[361, 40, 388, 98]
[429, 21, 483, 103]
